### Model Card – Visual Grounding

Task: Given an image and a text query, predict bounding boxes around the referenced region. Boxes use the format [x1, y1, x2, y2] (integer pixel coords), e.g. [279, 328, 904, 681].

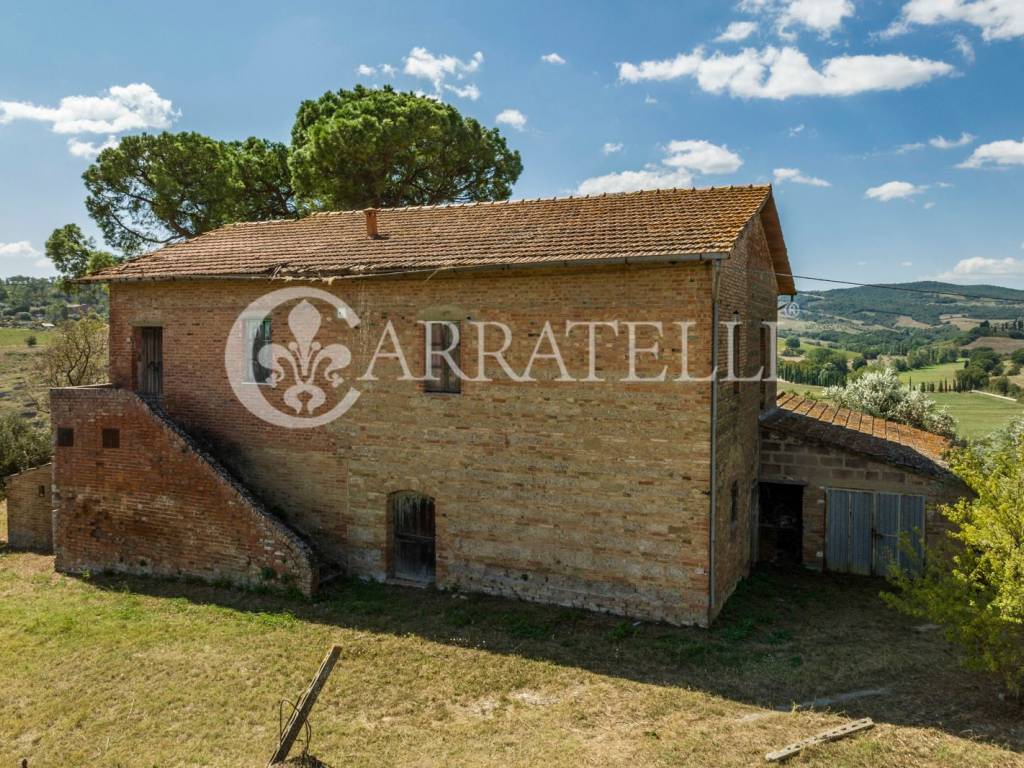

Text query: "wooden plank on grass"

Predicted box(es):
[765, 718, 874, 762]
[268, 645, 342, 767]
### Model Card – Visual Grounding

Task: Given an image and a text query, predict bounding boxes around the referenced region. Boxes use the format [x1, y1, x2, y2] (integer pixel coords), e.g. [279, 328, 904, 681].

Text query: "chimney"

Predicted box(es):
[364, 208, 380, 239]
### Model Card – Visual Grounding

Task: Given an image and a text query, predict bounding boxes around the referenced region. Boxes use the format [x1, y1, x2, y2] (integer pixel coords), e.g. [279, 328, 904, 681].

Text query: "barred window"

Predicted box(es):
[424, 322, 461, 394]
[244, 318, 272, 384]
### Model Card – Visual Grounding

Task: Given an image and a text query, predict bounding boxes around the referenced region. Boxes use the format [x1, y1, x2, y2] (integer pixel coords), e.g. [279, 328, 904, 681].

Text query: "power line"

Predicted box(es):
[775, 271, 1024, 306]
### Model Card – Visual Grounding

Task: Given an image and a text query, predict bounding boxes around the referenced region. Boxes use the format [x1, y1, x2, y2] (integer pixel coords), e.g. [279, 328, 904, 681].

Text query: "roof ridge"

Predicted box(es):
[300, 184, 773, 218]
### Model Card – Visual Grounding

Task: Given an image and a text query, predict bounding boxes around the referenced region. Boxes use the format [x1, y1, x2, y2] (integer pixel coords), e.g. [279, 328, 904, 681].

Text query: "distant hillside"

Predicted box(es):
[797, 281, 1024, 328]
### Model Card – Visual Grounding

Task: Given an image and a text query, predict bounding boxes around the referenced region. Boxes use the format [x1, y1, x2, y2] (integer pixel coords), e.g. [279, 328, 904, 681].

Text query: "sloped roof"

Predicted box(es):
[761, 392, 954, 477]
[86, 185, 795, 293]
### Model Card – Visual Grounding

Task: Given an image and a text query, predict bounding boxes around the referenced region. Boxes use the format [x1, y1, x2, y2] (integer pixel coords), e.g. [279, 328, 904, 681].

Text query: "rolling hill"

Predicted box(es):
[795, 281, 1024, 329]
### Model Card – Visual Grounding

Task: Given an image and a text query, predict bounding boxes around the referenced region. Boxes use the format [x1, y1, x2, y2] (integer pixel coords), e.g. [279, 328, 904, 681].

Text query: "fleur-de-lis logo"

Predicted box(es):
[226, 287, 361, 430]
[258, 300, 352, 414]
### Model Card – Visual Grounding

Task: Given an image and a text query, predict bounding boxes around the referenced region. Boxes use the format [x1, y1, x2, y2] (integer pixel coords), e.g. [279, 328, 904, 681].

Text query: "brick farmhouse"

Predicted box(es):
[42, 185, 966, 626]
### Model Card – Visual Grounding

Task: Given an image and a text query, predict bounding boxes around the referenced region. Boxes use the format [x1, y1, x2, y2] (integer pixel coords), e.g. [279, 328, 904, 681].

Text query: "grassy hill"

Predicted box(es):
[798, 281, 1024, 329]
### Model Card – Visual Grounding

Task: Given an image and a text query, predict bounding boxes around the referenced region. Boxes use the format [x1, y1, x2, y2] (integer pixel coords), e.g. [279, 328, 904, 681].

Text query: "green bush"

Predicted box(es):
[0, 415, 51, 497]
[884, 419, 1024, 697]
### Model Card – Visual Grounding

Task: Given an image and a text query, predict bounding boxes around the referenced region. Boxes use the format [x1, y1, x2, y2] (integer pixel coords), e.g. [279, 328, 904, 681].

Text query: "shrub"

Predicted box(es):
[784, 336, 801, 351]
[884, 419, 1024, 697]
[0, 415, 51, 497]
[824, 368, 956, 437]
[25, 334, 37, 348]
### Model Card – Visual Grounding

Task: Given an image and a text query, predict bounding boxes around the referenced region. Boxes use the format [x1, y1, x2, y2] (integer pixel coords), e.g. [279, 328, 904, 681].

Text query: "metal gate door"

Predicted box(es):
[826, 490, 925, 576]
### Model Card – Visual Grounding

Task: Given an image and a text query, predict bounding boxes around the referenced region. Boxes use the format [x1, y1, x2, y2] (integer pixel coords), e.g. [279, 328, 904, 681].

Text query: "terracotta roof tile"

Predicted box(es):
[85, 185, 795, 292]
[762, 392, 954, 477]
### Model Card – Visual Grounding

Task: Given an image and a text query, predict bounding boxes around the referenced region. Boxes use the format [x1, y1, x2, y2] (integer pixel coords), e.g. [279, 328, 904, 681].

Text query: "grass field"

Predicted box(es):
[0, 551, 1021, 767]
[898, 362, 965, 388]
[931, 392, 1024, 440]
[0, 329, 50, 423]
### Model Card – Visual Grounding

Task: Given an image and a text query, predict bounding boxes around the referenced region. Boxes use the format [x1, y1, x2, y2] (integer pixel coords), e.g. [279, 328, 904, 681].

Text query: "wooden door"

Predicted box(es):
[390, 492, 436, 583]
[137, 327, 163, 396]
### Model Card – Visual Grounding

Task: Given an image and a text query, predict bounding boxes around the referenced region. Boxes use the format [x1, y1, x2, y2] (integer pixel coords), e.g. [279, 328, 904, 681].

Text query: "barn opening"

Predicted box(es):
[389, 492, 436, 584]
[757, 482, 804, 565]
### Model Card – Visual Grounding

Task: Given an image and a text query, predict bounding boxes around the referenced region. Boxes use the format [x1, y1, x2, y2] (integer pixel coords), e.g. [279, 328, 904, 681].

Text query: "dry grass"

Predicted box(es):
[0, 552, 1021, 767]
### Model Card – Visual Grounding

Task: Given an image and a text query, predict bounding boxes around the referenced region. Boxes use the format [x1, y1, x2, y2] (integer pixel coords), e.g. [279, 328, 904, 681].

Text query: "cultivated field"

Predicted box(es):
[0, 552, 1020, 767]
[963, 336, 1024, 354]
[897, 361, 966, 387]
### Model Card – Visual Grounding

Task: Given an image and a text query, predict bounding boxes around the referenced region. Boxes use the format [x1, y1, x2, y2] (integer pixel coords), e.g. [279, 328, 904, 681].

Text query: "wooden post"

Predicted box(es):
[765, 718, 874, 762]
[268, 645, 342, 767]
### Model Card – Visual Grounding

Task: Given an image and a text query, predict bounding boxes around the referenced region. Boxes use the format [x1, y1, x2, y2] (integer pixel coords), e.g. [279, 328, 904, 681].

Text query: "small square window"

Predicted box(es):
[57, 427, 74, 447]
[102, 428, 120, 449]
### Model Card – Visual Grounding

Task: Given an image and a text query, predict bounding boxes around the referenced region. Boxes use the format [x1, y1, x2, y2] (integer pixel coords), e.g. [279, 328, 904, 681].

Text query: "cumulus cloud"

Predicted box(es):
[356, 64, 377, 76]
[936, 256, 1024, 283]
[495, 108, 527, 130]
[777, 0, 855, 37]
[67, 135, 119, 159]
[896, 141, 926, 154]
[576, 139, 742, 195]
[865, 181, 927, 201]
[0, 83, 176, 135]
[541, 52, 566, 64]
[617, 45, 953, 99]
[716, 21, 759, 42]
[884, 0, 1024, 41]
[788, 123, 805, 136]
[602, 142, 624, 154]
[958, 136, 1024, 168]
[403, 47, 483, 98]
[0, 241, 39, 257]
[444, 83, 481, 100]
[773, 167, 831, 187]
[930, 131, 975, 149]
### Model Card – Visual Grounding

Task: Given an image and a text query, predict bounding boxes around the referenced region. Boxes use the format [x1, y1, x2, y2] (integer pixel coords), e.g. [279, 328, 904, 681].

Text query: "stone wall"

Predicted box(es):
[759, 426, 966, 568]
[4, 463, 53, 552]
[50, 386, 317, 594]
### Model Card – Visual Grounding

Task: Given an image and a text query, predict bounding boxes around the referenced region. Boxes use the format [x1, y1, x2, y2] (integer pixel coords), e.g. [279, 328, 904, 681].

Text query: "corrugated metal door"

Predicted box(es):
[898, 495, 926, 575]
[827, 489, 925, 576]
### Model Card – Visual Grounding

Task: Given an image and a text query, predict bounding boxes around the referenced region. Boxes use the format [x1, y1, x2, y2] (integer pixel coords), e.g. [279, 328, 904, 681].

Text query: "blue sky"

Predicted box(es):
[1, 0, 1022, 289]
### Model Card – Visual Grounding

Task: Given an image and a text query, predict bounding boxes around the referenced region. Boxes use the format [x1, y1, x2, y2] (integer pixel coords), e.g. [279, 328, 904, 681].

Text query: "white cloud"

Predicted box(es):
[924, 201, 936, 209]
[930, 131, 975, 149]
[896, 141, 926, 154]
[958, 136, 1024, 168]
[884, 0, 1024, 41]
[865, 181, 927, 201]
[67, 135, 119, 159]
[778, 0, 855, 37]
[0, 241, 39, 257]
[773, 167, 831, 187]
[602, 142, 624, 154]
[716, 21, 759, 42]
[663, 140, 743, 174]
[617, 45, 953, 99]
[381, 64, 397, 76]
[900, 260, 914, 267]
[403, 47, 483, 97]
[444, 83, 481, 100]
[356, 64, 377, 76]
[541, 52, 566, 65]
[495, 109, 527, 131]
[0, 83, 176, 135]
[644, 94, 659, 104]
[576, 139, 742, 195]
[788, 123, 805, 136]
[953, 33, 976, 62]
[936, 256, 1024, 282]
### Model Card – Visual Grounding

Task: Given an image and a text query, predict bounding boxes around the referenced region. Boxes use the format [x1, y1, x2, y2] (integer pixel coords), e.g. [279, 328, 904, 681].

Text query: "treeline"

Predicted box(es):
[0, 276, 109, 324]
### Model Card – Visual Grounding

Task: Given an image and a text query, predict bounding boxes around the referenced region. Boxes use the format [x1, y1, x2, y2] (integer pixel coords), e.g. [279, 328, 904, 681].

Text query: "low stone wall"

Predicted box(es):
[4, 463, 53, 552]
[50, 385, 317, 595]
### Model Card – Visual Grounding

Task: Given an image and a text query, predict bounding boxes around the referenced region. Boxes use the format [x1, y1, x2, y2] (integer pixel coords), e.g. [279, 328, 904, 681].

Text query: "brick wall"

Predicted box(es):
[96, 258, 742, 625]
[50, 386, 317, 594]
[711, 215, 781, 619]
[5, 463, 53, 552]
[759, 426, 966, 568]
